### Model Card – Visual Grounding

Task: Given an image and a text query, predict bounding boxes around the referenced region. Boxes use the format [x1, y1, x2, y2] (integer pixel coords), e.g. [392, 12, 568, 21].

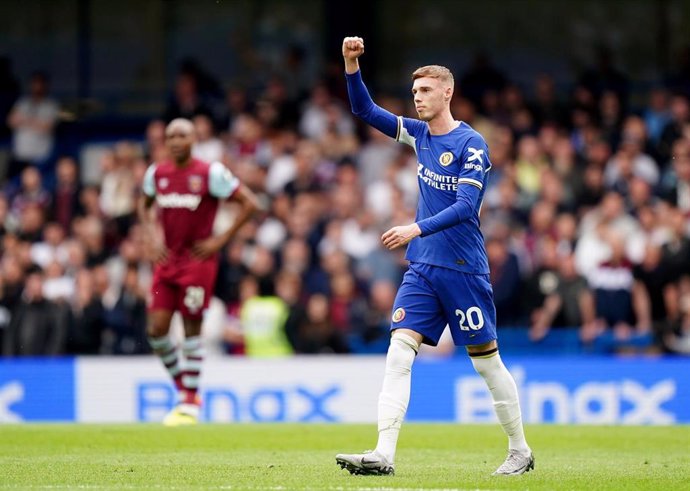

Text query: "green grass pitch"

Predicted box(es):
[1, 424, 689, 490]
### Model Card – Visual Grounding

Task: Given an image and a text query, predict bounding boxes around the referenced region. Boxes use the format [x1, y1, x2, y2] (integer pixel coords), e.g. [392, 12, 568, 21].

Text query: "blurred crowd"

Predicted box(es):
[1, 52, 690, 357]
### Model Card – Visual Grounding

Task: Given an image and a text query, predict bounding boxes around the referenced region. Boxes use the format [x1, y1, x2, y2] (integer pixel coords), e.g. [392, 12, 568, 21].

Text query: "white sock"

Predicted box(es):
[374, 332, 419, 463]
[471, 352, 530, 455]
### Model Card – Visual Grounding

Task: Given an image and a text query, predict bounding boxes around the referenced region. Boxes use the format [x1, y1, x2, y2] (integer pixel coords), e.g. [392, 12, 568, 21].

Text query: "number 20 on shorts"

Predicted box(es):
[455, 307, 485, 331]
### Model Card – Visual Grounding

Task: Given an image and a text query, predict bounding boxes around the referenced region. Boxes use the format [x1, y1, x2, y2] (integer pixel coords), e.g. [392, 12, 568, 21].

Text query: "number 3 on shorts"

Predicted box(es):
[184, 286, 205, 314]
[455, 307, 485, 331]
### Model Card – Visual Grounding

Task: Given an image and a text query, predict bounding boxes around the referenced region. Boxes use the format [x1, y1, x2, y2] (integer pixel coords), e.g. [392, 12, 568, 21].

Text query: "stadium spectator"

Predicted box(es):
[228, 113, 271, 165]
[30, 222, 67, 269]
[290, 292, 349, 354]
[6, 71, 59, 178]
[643, 88, 671, 144]
[514, 135, 548, 199]
[163, 71, 211, 123]
[9, 166, 51, 221]
[530, 73, 567, 127]
[486, 236, 521, 327]
[53, 157, 82, 232]
[17, 203, 47, 243]
[349, 279, 396, 353]
[214, 240, 249, 309]
[587, 233, 651, 339]
[64, 268, 105, 355]
[598, 91, 624, 149]
[521, 200, 556, 273]
[144, 120, 168, 163]
[42, 260, 74, 302]
[257, 77, 301, 131]
[3, 270, 66, 356]
[529, 253, 597, 342]
[282, 139, 326, 197]
[357, 125, 399, 185]
[222, 86, 252, 132]
[328, 270, 366, 335]
[604, 117, 659, 189]
[238, 275, 292, 356]
[660, 208, 690, 282]
[299, 83, 354, 140]
[658, 94, 690, 162]
[661, 138, 690, 213]
[99, 142, 140, 241]
[192, 114, 225, 163]
[633, 244, 676, 339]
[103, 265, 149, 355]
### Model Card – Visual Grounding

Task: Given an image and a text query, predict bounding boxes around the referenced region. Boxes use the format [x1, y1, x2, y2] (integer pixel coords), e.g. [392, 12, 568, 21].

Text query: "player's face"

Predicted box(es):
[412, 77, 450, 122]
[165, 128, 194, 161]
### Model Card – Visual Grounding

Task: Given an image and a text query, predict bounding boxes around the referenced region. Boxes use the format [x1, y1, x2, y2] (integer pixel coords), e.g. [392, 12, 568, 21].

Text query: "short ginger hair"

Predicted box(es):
[411, 65, 454, 87]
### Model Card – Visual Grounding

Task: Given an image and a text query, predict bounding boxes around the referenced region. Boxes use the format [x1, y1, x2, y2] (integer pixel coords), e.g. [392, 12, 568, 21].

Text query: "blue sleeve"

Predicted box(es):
[457, 136, 491, 190]
[345, 70, 399, 139]
[416, 135, 491, 236]
[416, 184, 480, 236]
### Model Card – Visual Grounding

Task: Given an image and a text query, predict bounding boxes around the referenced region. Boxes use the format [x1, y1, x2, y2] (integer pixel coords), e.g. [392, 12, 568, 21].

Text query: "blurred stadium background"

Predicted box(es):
[1, 0, 690, 428]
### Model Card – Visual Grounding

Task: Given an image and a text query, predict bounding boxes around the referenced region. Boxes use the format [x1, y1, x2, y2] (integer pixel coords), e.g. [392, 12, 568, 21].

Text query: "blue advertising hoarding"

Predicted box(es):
[408, 357, 688, 424]
[0, 358, 75, 422]
[0, 356, 688, 424]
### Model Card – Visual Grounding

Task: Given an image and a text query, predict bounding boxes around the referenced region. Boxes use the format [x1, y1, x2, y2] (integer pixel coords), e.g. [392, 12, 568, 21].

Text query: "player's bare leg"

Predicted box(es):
[467, 340, 534, 475]
[336, 328, 422, 476]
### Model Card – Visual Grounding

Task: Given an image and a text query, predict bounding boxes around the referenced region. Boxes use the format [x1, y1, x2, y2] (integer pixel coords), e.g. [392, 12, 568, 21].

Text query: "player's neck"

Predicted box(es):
[173, 156, 192, 167]
[426, 111, 459, 136]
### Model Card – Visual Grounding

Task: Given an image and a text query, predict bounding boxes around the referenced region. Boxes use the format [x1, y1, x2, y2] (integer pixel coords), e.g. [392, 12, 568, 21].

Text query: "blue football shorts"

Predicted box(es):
[390, 262, 497, 346]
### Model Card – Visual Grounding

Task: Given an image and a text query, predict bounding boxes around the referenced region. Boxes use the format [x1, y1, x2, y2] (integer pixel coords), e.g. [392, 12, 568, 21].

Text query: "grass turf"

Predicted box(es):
[1, 424, 688, 490]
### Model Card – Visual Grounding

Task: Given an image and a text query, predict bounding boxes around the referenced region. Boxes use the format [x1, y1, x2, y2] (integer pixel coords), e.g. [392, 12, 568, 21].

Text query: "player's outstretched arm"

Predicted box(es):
[342, 36, 398, 139]
[191, 184, 262, 259]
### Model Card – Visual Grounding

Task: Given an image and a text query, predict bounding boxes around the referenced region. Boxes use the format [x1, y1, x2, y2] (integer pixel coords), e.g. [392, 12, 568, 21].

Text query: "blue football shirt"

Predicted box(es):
[396, 117, 491, 274]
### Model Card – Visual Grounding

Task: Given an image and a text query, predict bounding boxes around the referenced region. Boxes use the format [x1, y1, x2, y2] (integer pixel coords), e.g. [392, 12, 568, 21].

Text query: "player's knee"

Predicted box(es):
[147, 321, 169, 338]
[386, 332, 419, 374]
[391, 331, 420, 351]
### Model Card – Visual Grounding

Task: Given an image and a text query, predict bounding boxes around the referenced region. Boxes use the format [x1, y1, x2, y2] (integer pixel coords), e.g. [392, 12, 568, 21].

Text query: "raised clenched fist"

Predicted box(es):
[342, 36, 365, 60]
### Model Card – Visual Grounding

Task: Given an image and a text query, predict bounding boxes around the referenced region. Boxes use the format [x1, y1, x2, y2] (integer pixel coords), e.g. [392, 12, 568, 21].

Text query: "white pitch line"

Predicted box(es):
[0, 486, 494, 491]
[0, 487, 239, 490]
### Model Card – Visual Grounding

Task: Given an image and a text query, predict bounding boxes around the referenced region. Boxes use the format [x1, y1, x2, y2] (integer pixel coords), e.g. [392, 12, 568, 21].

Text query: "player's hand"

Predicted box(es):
[381, 223, 422, 250]
[342, 36, 364, 60]
[191, 236, 225, 260]
[151, 244, 168, 264]
[144, 239, 168, 264]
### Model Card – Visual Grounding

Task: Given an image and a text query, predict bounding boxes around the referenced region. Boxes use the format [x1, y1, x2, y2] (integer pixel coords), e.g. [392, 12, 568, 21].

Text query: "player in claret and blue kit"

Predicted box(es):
[139, 118, 261, 426]
[335, 37, 534, 477]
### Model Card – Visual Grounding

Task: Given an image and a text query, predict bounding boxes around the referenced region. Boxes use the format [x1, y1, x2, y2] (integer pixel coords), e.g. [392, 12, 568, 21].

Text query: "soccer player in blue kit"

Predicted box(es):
[336, 37, 534, 477]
